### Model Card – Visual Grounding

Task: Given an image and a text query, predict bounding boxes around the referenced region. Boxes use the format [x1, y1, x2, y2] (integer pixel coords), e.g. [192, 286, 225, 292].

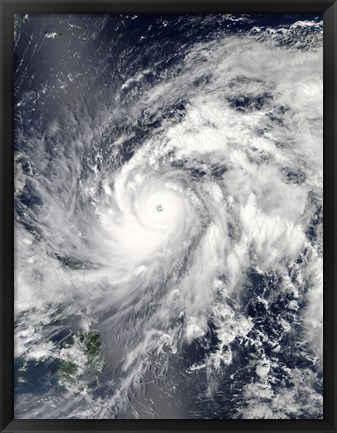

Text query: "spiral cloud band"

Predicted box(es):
[14, 14, 323, 419]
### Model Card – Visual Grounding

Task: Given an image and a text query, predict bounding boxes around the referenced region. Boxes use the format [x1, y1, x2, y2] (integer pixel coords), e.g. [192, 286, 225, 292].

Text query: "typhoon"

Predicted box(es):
[14, 14, 323, 419]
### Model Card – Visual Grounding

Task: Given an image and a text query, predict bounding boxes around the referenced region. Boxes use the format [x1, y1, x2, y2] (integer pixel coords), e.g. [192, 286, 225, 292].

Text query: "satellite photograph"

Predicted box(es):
[14, 14, 323, 419]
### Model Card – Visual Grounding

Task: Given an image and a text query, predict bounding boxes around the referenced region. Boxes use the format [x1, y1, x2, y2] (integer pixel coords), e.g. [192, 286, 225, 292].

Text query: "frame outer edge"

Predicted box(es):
[0, 0, 4, 431]
[331, 1, 337, 431]
[1, 1, 15, 432]
[1, 1, 336, 433]
[323, 1, 337, 432]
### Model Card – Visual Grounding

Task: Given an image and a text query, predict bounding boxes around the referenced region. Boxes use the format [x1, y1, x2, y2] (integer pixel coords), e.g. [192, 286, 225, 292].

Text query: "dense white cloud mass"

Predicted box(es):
[14, 14, 323, 419]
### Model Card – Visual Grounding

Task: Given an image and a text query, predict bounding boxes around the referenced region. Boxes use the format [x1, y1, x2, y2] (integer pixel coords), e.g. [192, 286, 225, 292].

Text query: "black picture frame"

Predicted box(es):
[1, 0, 336, 432]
